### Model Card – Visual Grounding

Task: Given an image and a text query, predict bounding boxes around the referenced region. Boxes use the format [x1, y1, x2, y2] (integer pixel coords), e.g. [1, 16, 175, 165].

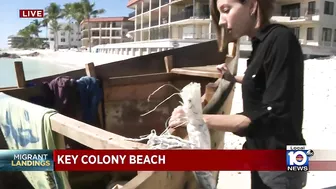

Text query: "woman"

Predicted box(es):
[169, 0, 307, 188]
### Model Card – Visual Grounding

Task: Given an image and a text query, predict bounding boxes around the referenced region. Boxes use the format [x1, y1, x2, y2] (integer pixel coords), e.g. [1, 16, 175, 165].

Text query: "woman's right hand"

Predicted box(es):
[168, 106, 187, 128]
[216, 63, 236, 82]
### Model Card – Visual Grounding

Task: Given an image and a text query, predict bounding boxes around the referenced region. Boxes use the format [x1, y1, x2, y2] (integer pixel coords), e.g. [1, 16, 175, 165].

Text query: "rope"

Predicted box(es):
[124, 82, 216, 189]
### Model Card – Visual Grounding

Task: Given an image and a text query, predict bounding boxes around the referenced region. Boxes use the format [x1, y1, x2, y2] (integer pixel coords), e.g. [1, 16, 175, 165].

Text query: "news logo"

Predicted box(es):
[286, 145, 314, 172]
[19, 9, 44, 18]
[0, 149, 53, 171]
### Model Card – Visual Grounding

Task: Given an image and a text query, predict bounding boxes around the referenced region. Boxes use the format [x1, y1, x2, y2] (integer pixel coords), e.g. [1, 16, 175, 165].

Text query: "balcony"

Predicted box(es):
[151, 1, 159, 9]
[271, 8, 319, 24]
[180, 32, 215, 40]
[150, 28, 169, 40]
[129, 11, 135, 18]
[143, 22, 150, 28]
[151, 20, 159, 27]
[171, 9, 210, 22]
[143, 4, 150, 13]
[161, 0, 169, 6]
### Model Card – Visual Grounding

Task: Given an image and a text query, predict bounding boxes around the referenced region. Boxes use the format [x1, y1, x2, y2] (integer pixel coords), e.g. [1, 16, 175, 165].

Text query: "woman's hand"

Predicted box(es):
[216, 63, 236, 82]
[168, 106, 187, 128]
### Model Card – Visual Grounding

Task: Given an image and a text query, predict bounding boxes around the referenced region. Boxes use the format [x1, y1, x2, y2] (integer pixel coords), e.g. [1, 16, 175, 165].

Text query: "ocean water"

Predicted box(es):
[0, 58, 73, 88]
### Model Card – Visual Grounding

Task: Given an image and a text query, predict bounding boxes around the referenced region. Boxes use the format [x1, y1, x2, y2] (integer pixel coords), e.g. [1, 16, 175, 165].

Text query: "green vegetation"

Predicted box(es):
[16, 0, 105, 51]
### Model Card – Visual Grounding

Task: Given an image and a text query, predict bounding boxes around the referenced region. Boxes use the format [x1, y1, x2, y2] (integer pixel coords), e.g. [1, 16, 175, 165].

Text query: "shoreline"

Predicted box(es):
[3, 49, 135, 70]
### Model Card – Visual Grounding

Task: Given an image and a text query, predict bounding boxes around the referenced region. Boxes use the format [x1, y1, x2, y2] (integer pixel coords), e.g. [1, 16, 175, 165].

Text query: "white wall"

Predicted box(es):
[318, 0, 336, 46]
[48, 22, 81, 50]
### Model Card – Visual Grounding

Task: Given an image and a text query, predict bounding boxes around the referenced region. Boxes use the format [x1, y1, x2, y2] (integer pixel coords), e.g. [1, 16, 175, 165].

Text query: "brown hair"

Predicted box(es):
[210, 0, 275, 52]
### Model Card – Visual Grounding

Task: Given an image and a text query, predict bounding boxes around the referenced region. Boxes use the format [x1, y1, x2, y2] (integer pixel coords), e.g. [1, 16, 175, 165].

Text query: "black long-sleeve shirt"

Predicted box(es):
[235, 24, 306, 150]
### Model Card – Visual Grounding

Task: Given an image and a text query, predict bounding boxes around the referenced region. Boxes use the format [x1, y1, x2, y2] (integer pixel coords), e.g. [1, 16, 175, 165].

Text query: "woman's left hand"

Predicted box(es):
[168, 106, 187, 128]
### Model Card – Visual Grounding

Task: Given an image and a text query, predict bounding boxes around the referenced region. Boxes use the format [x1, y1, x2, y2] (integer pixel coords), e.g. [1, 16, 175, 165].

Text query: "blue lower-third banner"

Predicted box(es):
[0, 150, 53, 171]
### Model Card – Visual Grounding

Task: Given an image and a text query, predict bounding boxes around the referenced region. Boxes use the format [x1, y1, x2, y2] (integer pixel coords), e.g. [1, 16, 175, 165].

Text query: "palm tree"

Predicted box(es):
[45, 2, 63, 51]
[18, 27, 32, 48]
[45, 2, 63, 21]
[80, 0, 105, 52]
[29, 19, 42, 37]
[69, 2, 85, 47]
[64, 24, 73, 49]
[50, 20, 62, 51]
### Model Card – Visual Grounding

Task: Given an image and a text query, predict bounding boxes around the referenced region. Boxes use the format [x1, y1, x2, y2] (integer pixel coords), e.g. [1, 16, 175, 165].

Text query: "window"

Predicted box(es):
[308, 1, 316, 14]
[324, 1, 334, 15]
[71, 38, 74, 41]
[334, 29, 336, 42]
[322, 28, 332, 41]
[307, 28, 314, 40]
[290, 27, 300, 38]
[50, 38, 54, 41]
[61, 38, 66, 42]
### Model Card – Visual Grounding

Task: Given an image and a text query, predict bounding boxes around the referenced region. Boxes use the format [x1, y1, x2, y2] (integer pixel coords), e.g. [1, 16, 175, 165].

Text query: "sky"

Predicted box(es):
[0, 0, 131, 48]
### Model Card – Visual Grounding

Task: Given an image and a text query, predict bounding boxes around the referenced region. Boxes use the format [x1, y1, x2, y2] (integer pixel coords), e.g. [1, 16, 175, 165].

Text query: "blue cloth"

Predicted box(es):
[76, 76, 103, 124]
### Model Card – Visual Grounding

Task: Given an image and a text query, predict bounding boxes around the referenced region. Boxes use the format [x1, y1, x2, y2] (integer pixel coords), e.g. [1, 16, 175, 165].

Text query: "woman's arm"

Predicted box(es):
[203, 114, 251, 132]
[234, 76, 244, 83]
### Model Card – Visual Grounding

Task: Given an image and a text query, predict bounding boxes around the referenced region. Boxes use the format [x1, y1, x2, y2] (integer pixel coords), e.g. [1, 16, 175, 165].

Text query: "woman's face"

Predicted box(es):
[216, 0, 256, 41]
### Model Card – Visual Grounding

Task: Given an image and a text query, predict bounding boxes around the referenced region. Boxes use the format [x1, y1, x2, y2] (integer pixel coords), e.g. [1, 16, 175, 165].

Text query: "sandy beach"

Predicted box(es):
[3, 48, 336, 188]
[3, 49, 134, 69]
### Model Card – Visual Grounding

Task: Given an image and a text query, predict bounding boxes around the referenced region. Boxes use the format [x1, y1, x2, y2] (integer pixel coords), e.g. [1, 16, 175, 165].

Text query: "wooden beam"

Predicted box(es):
[171, 65, 220, 79]
[50, 113, 148, 149]
[14, 61, 26, 88]
[85, 62, 96, 78]
[164, 55, 173, 73]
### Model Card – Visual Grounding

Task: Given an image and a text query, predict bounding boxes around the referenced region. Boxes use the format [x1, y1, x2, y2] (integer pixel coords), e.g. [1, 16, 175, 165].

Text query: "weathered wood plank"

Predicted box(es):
[104, 82, 171, 101]
[122, 171, 196, 189]
[14, 61, 26, 88]
[171, 65, 220, 79]
[50, 114, 148, 149]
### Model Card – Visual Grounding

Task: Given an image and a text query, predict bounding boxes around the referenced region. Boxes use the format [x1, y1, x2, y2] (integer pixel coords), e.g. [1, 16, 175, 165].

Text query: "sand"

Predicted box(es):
[4, 49, 133, 69]
[216, 57, 336, 189]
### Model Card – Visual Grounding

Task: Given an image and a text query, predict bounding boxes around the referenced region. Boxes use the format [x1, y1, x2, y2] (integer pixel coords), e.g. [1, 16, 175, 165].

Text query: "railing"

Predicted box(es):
[123, 25, 135, 31]
[151, 20, 159, 27]
[161, 0, 169, 6]
[151, 1, 160, 9]
[171, 9, 210, 22]
[161, 17, 169, 24]
[129, 11, 135, 17]
[149, 28, 169, 40]
[143, 22, 150, 28]
[180, 32, 216, 40]
[143, 4, 150, 13]
[274, 8, 319, 20]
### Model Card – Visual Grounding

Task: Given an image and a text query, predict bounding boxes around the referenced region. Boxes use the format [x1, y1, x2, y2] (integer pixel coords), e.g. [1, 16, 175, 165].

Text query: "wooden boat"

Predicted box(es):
[0, 39, 240, 189]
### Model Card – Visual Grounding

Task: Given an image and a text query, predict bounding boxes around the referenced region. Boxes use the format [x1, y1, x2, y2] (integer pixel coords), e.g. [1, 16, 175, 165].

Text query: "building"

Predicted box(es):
[94, 0, 215, 56]
[7, 35, 25, 48]
[48, 22, 81, 50]
[8, 35, 49, 49]
[95, 0, 336, 57]
[80, 17, 134, 48]
[127, 0, 213, 41]
[270, 0, 336, 56]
